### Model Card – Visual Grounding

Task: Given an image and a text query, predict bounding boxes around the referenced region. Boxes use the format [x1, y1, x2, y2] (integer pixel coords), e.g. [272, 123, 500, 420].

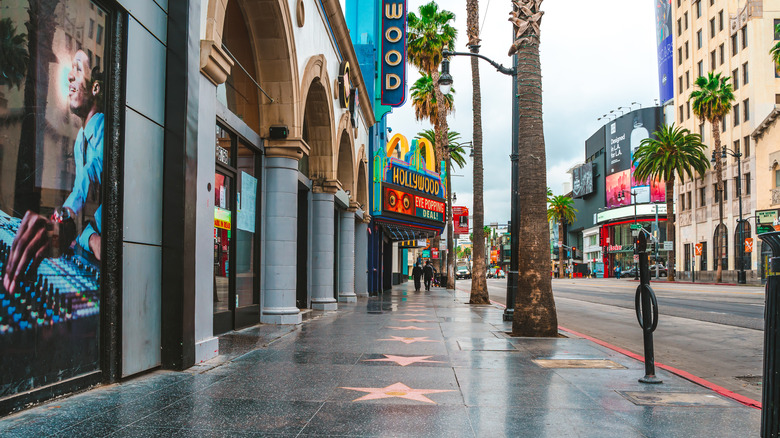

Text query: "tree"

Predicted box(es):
[508, 0, 558, 337]
[633, 124, 709, 282]
[465, 0, 490, 305]
[417, 130, 467, 169]
[410, 75, 453, 129]
[407, 1, 457, 288]
[547, 196, 577, 280]
[690, 72, 735, 283]
[0, 18, 28, 89]
[771, 24, 780, 68]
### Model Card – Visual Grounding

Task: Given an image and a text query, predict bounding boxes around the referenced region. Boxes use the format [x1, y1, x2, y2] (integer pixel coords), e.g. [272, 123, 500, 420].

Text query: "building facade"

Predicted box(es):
[671, 0, 780, 283]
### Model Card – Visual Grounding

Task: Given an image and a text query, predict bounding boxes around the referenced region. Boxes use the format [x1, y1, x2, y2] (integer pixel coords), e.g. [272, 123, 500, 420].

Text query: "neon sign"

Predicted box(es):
[381, 0, 407, 107]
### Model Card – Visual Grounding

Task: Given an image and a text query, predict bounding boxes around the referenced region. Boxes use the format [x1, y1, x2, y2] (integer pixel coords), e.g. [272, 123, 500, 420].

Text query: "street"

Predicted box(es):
[457, 277, 766, 401]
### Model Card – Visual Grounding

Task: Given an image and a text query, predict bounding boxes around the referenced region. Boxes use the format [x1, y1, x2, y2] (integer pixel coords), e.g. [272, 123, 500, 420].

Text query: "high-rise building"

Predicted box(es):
[672, 0, 779, 283]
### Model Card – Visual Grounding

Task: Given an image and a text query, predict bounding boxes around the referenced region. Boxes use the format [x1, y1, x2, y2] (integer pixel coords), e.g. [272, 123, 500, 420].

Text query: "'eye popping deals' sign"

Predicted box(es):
[381, 1, 407, 107]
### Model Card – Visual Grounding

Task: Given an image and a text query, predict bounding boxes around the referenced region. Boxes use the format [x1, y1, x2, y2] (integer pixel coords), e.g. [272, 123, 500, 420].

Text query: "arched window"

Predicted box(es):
[218, 1, 260, 134]
[713, 224, 728, 271]
[734, 220, 751, 270]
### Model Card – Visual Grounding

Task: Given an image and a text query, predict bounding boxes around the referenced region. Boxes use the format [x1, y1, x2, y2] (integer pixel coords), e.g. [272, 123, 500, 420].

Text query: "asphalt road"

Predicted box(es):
[456, 277, 766, 401]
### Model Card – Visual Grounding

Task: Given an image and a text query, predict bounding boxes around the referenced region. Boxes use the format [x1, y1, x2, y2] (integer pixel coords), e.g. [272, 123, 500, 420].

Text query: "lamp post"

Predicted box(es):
[713, 146, 746, 284]
[440, 48, 518, 320]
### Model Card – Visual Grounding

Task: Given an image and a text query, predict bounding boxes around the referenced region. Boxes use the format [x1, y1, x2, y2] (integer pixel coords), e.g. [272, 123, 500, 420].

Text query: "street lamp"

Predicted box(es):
[439, 48, 518, 321]
[713, 146, 747, 284]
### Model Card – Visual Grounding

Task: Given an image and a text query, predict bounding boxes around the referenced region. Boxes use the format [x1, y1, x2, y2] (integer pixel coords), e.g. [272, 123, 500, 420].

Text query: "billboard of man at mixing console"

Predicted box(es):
[0, 0, 107, 402]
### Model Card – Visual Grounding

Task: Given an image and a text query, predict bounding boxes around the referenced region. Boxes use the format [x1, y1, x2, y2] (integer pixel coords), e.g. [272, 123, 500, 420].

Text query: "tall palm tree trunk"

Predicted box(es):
[713, 119, 724, 283]
[467, 0, 489, 304]
[511, 37, 558, 337]
[429, 71, 447, 276]
[665, 178, 676, 281]
[446, 155, 455, 289]
[558, 221, 565, 279]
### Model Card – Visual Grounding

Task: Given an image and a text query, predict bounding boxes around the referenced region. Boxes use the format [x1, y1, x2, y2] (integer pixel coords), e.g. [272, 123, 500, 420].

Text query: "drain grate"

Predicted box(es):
[618, 391, 735, 407]
[532, 359, 627, 369]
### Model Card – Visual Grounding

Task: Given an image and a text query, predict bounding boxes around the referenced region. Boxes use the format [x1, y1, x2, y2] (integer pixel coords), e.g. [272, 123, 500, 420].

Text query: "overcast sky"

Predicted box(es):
[385, 0, 661, 224]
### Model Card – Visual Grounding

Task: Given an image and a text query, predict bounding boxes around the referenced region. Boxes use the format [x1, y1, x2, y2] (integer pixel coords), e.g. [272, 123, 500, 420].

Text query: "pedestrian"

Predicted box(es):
[412, 262, 423, 292]
[423, 261, 436, 291]
[615, 265, 621, 279]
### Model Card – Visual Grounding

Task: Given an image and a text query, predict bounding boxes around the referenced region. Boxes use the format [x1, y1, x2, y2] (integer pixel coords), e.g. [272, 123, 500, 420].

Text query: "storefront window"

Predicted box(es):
[235, 142, 259, 309]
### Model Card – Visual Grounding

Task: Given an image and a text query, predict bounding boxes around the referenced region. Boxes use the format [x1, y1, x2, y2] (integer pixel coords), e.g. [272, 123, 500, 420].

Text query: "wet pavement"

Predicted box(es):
[0, 283, 762, 437]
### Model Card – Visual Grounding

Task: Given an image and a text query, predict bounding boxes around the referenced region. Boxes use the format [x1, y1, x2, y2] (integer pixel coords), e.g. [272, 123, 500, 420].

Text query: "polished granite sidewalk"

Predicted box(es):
[0, 283, 761, 437]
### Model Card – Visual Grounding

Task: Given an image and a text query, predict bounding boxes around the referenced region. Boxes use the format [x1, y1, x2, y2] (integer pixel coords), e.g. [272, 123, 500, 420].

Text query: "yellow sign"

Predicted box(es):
[391, 166, 441, 197]
[215, 207, 231, 230]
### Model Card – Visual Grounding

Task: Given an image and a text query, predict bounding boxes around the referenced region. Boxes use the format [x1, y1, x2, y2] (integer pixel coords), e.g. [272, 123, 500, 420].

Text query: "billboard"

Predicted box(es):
[655, 0, 674, 103]
[381, 1, 407, 107]
[453, 206, 469, 235]
[605, 108, 664, 208]
[0, 0, 108, 399]
[572, 163, 594, 198]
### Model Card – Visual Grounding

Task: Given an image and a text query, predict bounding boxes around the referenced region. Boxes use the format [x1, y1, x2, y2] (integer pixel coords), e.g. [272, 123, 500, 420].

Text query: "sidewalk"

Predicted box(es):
[0, 283, 761, 437]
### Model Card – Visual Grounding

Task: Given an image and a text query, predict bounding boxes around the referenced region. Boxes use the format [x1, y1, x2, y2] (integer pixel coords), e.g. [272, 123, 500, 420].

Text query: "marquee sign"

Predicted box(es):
[381, 0, 407, 107]
[384, 185, 445, 222]
[338, 61, 351, 109]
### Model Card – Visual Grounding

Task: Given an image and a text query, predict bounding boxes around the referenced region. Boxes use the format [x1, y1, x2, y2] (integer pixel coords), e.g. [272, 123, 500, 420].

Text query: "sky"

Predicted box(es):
[384, 0, 662, 225]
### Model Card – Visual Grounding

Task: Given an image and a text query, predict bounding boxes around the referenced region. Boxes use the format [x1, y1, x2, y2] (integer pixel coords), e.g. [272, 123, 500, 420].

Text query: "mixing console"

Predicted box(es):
[0, 211, 100, 335]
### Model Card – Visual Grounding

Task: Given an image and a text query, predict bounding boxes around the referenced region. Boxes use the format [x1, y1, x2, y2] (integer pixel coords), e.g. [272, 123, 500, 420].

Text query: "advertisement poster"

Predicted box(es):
[655, 0, 674, 103]
[605, 108, 665, 208]
[572, 163, 594, 198]
[453, 206, 469, 235]
[0, 1, 107, 399]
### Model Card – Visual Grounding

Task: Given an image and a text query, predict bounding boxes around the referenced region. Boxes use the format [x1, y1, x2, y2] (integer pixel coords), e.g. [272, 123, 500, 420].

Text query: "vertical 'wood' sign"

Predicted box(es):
[381, 0, 407, 107]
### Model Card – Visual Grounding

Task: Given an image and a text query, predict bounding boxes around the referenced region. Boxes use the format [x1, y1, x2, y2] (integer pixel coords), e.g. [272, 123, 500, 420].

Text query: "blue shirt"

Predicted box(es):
[63, 113, 103, 255]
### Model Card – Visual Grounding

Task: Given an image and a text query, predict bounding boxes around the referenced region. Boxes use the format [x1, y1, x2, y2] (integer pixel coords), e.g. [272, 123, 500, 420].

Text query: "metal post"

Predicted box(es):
[655, 204, 659, 278]
[504, 51, 519, 321]
[759, 231, 780, 437]
[635, 232, 662, 384]
[737, 152, 746, 284]
[633, 192, 639, 280]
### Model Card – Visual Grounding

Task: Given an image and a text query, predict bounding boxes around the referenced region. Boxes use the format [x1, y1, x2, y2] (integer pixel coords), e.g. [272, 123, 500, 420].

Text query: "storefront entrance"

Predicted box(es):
[214, 124, 261, 335]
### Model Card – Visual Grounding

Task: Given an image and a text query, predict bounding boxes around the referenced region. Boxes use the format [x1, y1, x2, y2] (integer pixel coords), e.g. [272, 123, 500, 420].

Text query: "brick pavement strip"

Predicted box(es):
[0, 283, 761, 437]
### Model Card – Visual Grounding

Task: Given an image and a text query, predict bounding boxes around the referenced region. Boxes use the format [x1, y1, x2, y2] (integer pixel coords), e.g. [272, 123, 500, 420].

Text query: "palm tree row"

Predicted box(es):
[547, 195, 577, 280]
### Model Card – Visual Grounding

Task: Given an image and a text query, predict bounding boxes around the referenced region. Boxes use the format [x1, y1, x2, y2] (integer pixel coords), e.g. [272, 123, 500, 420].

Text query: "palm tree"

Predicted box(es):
[547, 196, 577, 280]
[690, 72, 735, 283]
[771, 24, 780, 68]
[633, 125, 710, 282]
[508, 0, 558, 337]
[408, 2, 457, 288]
[417, 130, 467, 169]
[410, 75, 454, 128]
[0, 18, 28, 89]
[466, 0, 489, 305]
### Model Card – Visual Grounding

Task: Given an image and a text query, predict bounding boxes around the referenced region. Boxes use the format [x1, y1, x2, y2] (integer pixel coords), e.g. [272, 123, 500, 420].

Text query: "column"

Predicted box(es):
[339, 209, 357, 302]
[262, 156, 302, 324]
[311, 190, 338, 310]
[354, 218, 369, 297]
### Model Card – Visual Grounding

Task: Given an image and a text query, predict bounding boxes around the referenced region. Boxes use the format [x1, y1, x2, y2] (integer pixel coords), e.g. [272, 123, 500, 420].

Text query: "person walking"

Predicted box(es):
[615, 265, 622, 279]
[423, 261, 436, 291]
[412, 262, 423, 292]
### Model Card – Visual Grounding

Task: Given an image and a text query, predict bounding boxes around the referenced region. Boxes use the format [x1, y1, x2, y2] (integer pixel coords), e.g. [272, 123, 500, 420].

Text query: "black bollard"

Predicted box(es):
[759, 231, 780, 437]
[635, 231, 662, 384]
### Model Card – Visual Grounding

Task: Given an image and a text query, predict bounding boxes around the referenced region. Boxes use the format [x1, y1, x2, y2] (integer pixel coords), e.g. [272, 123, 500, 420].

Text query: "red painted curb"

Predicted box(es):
[489, 300, 761, 410]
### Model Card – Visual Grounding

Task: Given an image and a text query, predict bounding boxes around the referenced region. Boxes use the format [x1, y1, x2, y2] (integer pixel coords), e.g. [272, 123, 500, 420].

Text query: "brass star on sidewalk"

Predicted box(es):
[387, 326, 430, 331]
[341, 382, 453, 404]
[378, 335, 439, 344]
[363, 354, 443, 366]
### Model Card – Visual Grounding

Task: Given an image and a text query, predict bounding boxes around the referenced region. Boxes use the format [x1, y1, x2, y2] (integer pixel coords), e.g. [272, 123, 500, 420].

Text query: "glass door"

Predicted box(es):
[234, 141, 260, 328]
[214, 170, 235, 334]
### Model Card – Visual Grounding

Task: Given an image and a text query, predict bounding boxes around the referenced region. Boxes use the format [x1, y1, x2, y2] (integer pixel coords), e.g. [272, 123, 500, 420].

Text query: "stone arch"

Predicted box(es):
[355, 145, 368, 211]
[217, 0, 300, 138]
[336, 128, 355, 197]
[301, 57, 335, 180]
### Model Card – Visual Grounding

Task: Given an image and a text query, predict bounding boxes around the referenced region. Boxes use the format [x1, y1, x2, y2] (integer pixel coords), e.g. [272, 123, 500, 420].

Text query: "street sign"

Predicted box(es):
[663, 241, 673, 251]
[630, 224, 643, 230]
[745, 237, 754, 253]
[633, 254, 639, 263]
[694, 243, 702, 256]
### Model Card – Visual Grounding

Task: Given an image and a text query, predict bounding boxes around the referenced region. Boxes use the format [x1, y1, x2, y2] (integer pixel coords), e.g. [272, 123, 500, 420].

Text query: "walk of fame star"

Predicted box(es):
[396, 319, 434, 323]
[340, 382, 453, 404]
[378, 335, 439, 344]
[387, 326, 430, 331]
[363, 354, 443, 366]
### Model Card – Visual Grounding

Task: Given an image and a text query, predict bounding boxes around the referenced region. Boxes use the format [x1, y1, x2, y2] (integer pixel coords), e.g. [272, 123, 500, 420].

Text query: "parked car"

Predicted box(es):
[456, 264, 471, 279]
[621, 265, 667, 278]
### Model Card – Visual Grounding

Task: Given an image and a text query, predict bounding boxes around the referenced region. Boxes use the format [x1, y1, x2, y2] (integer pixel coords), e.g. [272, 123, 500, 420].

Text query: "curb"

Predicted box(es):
[489, 300, 762, 410]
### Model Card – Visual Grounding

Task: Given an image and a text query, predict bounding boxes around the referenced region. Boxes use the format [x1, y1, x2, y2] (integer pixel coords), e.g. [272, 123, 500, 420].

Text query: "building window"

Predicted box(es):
[88, 19, 94, 39]
[678, 18, 683, 36]
[724, 181, 728, 200]
[719, 11, 724, 31]
[743, 62, 749, 85]
[775, 19, 780, 40]
[687, 191, 692, 210]
[96, 24, 103, 46]
[685, 12, 689, 29]
[741, 26, 748, 48]
[715, 184, 721, 203]
[687, 101, 691, 119]
[697, 30, 703, 49]
[679, 105, 685, 123]
[776, 94, 780, 105]
[714, 224, 728, 271]
[699, 123, 704, 136]
[710, 50, 716, 70]
[686, 71, 690, 89]
[700, 186, 707, 206]
[743, 99, 749, 121]
[776, 169, 780, 187]
[710, 18, 716, 38]
[686, 41, 690, 59]
[744, 136, 750, 157]
[678, 47, 683, 65]
[679, 76, 684, 93]
[684, 243, 692, 271]
[698, 60, 703, 77]
[745, 173, 751, 195]
[696, 1, 701, 18]
[678, 0, 681, 7]
[722, 115, 727, 132]
[701, 241, 708, 271]
[732, 34, 738, 56]
[680, 193, 686, 211]
[719, 44, 724, 65]
[733, 69, 739, 90]
[734, 139, 741, 158]
[733, 103, 740, 126]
